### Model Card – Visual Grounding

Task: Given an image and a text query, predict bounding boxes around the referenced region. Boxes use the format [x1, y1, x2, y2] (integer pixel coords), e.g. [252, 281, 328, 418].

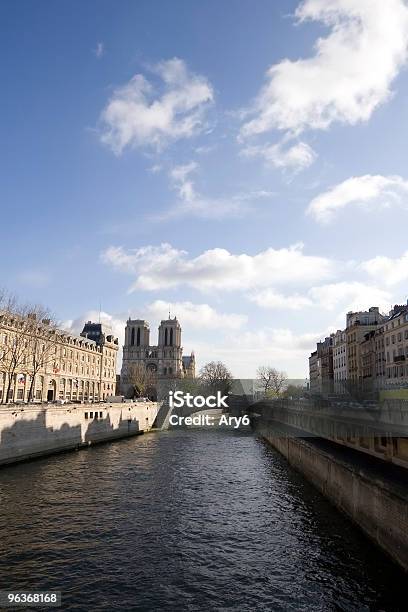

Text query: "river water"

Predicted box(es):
[0, 429, 405, 611]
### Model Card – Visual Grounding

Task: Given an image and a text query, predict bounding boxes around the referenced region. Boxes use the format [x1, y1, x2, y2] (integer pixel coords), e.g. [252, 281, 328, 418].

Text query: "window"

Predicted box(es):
[85, 412, 88, 419]
[99, 411, 103, 418]
[89, 412, 93, 418]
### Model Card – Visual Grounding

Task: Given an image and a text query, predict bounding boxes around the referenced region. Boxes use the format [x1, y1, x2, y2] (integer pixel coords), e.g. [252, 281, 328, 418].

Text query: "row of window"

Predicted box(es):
[385, 313, 408, 330]
[385, 331, 408, 345]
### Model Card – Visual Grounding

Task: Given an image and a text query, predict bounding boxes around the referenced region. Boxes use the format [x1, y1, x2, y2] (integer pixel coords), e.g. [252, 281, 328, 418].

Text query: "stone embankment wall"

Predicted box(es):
[0, 401, 158, 466]
[253, 417, 408, 572]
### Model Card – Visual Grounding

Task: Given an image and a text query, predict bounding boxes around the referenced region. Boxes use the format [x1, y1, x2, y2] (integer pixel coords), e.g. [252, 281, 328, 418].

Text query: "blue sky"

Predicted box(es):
[2, 0, 408, 377]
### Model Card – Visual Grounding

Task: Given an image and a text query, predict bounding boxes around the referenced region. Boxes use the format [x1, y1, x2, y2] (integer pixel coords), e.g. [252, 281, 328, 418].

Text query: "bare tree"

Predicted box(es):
[0, 294, 59, 404]
[0, 302, 33, 404]
[126, 363, 155, 399]
[199, 361, 233, 396]
[257, 366, 287, 397]
[25, 308, 59, 402]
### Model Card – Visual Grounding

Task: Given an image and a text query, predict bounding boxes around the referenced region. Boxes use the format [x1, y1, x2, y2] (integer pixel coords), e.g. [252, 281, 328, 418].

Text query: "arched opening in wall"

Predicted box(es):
[137, 327, 141, 346]
[170, 328, 173, 346]
[131, 328, 135, 345]
[165, 328, 168, 346]
[47, 379, 56, 402]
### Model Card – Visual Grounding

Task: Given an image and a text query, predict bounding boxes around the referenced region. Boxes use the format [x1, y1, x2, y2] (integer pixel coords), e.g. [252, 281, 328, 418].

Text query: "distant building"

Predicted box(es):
[383, 303, 408, 386]
[0, 315, 118, 403]
[308, 335, 334, 395]
[318, 335, 334, 394]
[360, 329, 377, 390]
[308, 303, 408, 396]
[346, 307, 387, 384]
[120, 316, 195, 397]
[308, 350, 320, 395]
[333, 329, 347, 393]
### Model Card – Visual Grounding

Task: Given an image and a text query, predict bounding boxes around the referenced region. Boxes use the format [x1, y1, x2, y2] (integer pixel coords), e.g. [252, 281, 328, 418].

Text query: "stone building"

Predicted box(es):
[383, 303, 408, 386]
[0, 313, 118, 403]
[309, 303, 408, 395]
[333, 329, 347, 393]
[318, 335, 334, 394]
[360, 329, 377, 390]
[308, 350, 320, 395]
[346, 307, 387, 384]
[120, 316, 195, 397]
[308, 335, 334, 395]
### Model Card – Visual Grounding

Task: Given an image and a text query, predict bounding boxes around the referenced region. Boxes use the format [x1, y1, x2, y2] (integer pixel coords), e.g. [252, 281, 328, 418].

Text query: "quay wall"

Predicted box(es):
[0, 402, 159, 466]
[253, 418, 408, 572]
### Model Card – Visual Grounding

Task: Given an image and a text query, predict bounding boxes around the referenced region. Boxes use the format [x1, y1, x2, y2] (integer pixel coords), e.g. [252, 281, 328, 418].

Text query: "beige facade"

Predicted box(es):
[308, 350, 320, 395]
[309, 303, 408, 395]
[0, 314, 118, 403]
[346, 307, 387, 383]
[121, 316, 195, 397]
[383, 304, 408, 387]
[333, 329, 347, 392]
[308, 335, 334, 395]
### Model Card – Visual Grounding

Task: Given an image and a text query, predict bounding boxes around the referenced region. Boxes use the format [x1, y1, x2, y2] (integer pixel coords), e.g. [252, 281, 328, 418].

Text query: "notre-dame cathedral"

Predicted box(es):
[120, 316, 195, 397]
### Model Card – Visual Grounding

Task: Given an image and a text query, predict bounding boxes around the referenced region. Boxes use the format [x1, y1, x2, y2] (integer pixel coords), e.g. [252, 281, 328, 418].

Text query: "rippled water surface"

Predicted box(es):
[0, 429, 405, 611]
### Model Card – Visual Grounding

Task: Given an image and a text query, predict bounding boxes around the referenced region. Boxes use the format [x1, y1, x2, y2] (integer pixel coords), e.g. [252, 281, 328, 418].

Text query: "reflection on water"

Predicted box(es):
[0, 429, 405, 611]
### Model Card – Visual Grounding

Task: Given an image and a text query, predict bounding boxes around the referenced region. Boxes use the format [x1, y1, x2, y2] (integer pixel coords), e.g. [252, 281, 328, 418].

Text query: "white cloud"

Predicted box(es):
[307, 174, 408, 223]
[183, 327, 329, 378]
[224, 326, 330, 377]
[234, 327, 327, 354]
[361, 251, 408, 286]
[243, 141, 316, 171]
[101, 242, 335, 292]
[169, 161, 198, 202]
[249, 281, 391, 316]
[158, 162, 273, 219]
[249, 289, 313, 310]
[308, 281, 391, 314]
[62, 310, 126, 371]
[100, 58, 214, 154]
[62, 310, 125, 345]
[94, 42, 104, 59]
[145, 300, 247, 330]
[149, 164, 162, 174]
[240, 0, 408, 138]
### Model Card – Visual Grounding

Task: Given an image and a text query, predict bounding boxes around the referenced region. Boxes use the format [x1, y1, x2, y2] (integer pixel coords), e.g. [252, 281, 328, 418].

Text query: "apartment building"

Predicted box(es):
[333, 329, 347, 393]
[308, 335, 334, 395]
[346, 307, 387, 383]
[383, 304, 408, 386]
[309, 302, 408, 395]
